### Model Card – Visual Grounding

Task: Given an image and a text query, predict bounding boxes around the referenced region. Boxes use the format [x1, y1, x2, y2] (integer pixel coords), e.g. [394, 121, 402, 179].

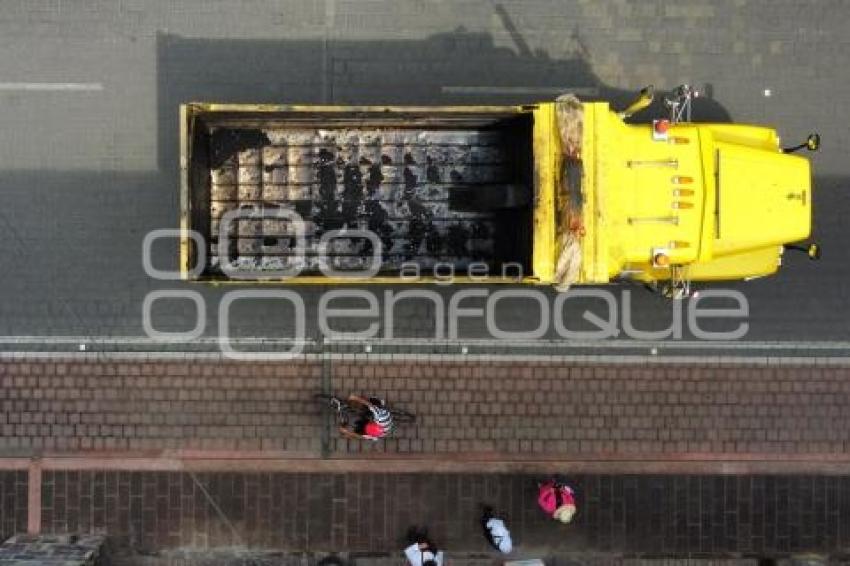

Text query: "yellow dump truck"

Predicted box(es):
[180, 86, 817, 296]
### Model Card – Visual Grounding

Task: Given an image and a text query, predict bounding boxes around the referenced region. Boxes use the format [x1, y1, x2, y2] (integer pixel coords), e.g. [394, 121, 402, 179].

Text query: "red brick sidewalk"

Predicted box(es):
[1, 470, 845, 560]
[0, 357, 849, 463]
[2, 357, 850, 561]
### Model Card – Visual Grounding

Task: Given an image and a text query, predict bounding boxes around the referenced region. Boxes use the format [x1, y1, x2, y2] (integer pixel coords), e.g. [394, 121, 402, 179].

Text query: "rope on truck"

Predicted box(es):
[553, 94, 585, 292]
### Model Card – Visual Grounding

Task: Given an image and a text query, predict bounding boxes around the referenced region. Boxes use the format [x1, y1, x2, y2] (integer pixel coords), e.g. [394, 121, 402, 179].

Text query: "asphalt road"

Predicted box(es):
[0, 0, 847, 346]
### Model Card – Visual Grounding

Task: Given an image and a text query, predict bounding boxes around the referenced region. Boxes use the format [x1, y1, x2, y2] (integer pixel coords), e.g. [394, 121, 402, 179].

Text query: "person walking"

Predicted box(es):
[480, 505, 513, 554]
[403, 526, 444, 566]
[537, 478, 577, 523]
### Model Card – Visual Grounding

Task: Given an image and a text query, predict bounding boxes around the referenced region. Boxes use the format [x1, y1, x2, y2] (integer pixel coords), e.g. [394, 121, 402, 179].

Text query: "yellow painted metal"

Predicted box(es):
[576, 103, 812, 284]
[578, 103, 599, 282]
[712, 143, 811, 254]
[629, 246, 781, 283]
[531, 103, 557, 284]
[181, 101, 813, 286]
[680, 247, 780, 281]
[195, 276, 539, 285]
[580, 106, 705, 281]
[191, 102, 531, 114]
[179, 104, 191, 280]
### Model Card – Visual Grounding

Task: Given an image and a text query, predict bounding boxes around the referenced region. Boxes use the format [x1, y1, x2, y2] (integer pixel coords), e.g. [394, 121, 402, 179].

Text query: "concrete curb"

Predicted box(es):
[4, 452, 850, 475]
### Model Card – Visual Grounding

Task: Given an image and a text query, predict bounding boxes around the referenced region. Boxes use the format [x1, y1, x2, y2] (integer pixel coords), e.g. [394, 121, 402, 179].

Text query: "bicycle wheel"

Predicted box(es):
[390, 408, 416, 424]
[314, 393, 343, 415]
[315, 394, 356, 426]
[313, 393, 338, 407]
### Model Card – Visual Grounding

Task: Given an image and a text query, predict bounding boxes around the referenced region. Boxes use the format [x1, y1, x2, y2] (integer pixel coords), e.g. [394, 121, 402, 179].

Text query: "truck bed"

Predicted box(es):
[185, 108, 534, 279]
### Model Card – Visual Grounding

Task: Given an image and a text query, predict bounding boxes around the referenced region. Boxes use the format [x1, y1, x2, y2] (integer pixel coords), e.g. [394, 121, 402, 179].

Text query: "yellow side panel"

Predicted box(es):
[195, 102, 528, 114]
[196, 276, 541, 285]
[617, 124, 704, 267]
[580, 105, 709, 282]
[179, 104, 192, 280]
[578, 103, 609, 283]
[625, 246, 779, 283]
[685, 247, 780, 281]
[532, 103, 557, 283]
[704, 124, 780, 150]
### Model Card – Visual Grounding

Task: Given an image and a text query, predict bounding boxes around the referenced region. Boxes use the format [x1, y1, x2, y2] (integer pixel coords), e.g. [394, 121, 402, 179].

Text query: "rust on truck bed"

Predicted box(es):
[183, 107, 534, 280]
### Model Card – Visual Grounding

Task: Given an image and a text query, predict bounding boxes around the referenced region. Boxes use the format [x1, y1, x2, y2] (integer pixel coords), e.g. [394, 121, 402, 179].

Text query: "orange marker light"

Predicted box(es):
[671, 176, 693, 184]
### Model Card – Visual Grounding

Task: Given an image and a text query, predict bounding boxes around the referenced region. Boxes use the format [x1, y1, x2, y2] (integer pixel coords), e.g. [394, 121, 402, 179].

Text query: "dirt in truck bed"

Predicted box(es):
[192, 119, 533, 278]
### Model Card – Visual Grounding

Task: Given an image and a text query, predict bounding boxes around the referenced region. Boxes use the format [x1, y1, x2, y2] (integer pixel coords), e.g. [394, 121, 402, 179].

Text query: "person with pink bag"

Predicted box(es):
[537, 478, 577, 523]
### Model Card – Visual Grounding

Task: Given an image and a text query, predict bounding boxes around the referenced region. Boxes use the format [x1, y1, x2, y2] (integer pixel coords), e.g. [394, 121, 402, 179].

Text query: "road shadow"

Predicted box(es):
[155, 28, 732, 170]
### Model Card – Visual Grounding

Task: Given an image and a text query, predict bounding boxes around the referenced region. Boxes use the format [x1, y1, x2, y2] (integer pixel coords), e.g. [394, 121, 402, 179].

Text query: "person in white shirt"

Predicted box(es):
[481, 506, 513, 554]
[403, 527, 444, 566]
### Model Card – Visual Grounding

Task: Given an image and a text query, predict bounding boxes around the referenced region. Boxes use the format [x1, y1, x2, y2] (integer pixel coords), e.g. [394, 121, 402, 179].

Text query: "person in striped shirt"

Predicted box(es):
[339, 395, 394, 441]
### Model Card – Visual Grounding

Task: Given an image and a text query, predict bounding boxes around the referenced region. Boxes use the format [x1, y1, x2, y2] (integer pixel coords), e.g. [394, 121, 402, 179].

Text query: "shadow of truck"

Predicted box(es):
[156, 29, 732, 171]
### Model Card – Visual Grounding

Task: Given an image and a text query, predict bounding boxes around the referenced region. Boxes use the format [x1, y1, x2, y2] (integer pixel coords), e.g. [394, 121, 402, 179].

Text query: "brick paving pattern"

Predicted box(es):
[38, 471, 850, 559]
[5, 358, 850, 559]
[0, 534, 105, 566]
[0, 471, 27, 543]
[116, 555, 761, 566]
[0, 359, 849, 456]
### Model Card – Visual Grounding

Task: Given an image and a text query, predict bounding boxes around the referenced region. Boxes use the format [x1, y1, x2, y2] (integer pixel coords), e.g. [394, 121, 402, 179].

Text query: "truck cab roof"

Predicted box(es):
[579, 103, 812, 284]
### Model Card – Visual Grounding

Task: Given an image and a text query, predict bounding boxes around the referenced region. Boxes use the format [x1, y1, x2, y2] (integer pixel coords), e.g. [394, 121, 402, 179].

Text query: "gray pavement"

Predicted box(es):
[0, 0, 847, 344]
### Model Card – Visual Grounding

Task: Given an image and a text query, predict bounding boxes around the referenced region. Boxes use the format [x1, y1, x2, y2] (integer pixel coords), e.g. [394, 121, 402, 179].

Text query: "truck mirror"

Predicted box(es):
[806, 133, 821, 151]
[785, 243, 821, 260]
[807, 243, 821, 260]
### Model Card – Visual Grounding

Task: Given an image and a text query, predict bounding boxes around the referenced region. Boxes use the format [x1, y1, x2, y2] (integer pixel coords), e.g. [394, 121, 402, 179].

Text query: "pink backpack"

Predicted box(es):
[537, 481, 575, 516]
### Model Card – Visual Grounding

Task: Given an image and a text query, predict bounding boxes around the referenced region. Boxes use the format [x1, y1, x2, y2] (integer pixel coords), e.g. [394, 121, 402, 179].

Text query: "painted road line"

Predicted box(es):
[3, 335, 850, 351]
[3, 452, 850, 476]
[1, 336, 849, 365]
[1, 351, 850, 367]
[0, 82, 103, 92]
[325, 337, 850, 351]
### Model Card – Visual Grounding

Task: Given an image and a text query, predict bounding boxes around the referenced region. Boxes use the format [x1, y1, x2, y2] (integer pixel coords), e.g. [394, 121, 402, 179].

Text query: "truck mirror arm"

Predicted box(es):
[783, 133, 821, 153]
[784, 243, 822, 261]
[619, 85, 655, 119]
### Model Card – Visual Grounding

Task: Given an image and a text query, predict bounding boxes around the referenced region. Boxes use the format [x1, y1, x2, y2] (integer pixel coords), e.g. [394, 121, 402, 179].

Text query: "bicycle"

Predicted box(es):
[314, 393, 417, 430]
